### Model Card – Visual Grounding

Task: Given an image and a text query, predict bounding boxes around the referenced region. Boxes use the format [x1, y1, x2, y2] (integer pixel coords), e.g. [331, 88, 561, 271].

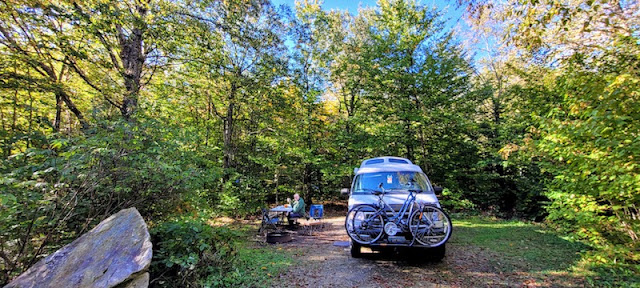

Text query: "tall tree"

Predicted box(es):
[288, 1, 330, 202]
[462, 0, 640, 259]
[64, 0, 172, 120]
[361, 0, 474, 170]
[178, 0, 286, 171]
[0, 1, 88, 130]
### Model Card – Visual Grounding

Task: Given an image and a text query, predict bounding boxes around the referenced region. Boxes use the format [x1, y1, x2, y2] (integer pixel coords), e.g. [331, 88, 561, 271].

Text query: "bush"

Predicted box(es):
[439, 188, 476, 212]
[150, 215, 241, 287]
[0, 118, 222, 284]
[535, 44, 640, 267]
[149, 215, 294, 287]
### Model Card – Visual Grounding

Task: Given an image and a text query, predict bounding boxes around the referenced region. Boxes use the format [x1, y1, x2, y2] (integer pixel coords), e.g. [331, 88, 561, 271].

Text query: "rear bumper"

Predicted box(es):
[352, 234, 447, 248]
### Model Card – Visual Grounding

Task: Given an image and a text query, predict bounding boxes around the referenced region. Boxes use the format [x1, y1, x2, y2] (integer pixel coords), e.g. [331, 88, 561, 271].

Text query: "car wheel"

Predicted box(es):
[350, 241, 362, 258]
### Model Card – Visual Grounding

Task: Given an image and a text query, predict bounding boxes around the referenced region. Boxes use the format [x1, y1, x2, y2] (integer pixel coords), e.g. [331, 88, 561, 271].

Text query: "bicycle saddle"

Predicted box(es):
[372, 190, 384, 196]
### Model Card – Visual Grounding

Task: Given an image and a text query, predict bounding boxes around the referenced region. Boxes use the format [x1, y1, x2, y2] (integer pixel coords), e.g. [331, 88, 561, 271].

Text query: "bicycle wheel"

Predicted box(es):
[345, 204, 384, 245]
[409, 205, 452, 247]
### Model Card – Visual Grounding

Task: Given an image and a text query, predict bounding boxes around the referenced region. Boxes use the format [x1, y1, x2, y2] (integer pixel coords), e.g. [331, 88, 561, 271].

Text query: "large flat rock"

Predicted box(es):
[6, 208, 152, 288]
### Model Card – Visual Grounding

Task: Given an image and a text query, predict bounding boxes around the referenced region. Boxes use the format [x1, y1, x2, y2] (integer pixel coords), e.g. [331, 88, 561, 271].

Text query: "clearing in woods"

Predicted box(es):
[269, 206, 587, 287]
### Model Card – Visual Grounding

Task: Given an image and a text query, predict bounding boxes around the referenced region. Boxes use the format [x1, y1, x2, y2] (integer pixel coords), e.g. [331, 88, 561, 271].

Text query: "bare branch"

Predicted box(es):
[247, 127, 275, 135]
[0, 24, 54, 78]
[9, 12, 53, 73]
[66, 57, 123, 110]
[71, 2, 125, 75]
[95, 31, 125, 74]
[207, 90, 224, 119]
[141, 62, 158, 88]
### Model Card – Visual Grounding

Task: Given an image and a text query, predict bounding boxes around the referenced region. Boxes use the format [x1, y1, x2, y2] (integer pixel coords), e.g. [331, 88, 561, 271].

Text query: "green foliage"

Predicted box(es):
[439, 188, 476, 212]
[150, 215, 293, 287]
[460, 0, 639, 275]
[0, 118, 222, 282]
[535, 38, 640, 265]
[225, 245, 293, 288]
[150, 216, 239, 287]
[2, 0, 638, 285]
[468, 0, 640, 275]
[216, 176, 258, 217]
[296, 0, 486, 209]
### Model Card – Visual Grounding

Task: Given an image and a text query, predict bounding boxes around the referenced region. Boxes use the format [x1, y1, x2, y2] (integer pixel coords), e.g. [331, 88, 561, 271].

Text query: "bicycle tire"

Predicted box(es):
[409, 205, 452, 247]
[345, 204, 385, 245]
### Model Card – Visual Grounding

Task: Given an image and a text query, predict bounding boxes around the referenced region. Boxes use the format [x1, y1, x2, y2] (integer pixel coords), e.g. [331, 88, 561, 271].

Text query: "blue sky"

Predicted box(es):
[271, 0, 479, 61]
[271, 0, 466, 33]
[270, 0, 482, 90]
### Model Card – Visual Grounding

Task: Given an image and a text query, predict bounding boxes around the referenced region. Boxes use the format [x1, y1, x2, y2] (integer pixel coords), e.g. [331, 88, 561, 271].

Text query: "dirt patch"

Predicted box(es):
[260, 215, 584, 288]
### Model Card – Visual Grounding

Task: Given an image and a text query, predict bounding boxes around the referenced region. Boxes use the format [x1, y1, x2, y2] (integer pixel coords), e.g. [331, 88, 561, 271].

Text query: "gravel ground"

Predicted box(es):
[265, 214, 583, 288]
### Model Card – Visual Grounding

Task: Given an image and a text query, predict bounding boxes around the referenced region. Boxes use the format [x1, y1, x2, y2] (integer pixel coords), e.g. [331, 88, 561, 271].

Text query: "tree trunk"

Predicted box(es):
[56, 89, 88, 130]
[0, 105, 5, 133]
[303, 164, 312, 206]
[54, 92, 62, 131]
[419, 124, 430, 174]
[0, 104, 6, 157]
[206, 91, 212, 147]
[491, 97, 502, 148]
[223, 83, 237, 171]
[12, 89, 18, 134]
[346, 88, 357, 134]
[117, 5, 147, 120]
[404, 118, 414, 159]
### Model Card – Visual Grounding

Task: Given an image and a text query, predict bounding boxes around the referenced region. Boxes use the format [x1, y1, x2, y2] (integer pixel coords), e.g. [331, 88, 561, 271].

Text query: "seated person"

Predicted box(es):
[287, 193, 306, 224]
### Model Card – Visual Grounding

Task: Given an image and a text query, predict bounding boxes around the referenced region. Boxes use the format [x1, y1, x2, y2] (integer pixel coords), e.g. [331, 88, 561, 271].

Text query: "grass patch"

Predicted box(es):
[451, 216, 587, 273]
[450, 215, 640, 287]
[206, 241, 295, 287]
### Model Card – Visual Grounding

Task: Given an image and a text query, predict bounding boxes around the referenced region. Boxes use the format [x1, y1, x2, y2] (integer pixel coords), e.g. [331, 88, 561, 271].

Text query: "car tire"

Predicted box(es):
[350, 241, 362, 258]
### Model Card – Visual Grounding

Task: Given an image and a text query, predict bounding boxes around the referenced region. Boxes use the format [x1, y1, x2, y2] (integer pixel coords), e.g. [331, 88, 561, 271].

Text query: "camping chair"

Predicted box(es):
[301, 205, 325, 236]
[259, 208, 280, 235]
[309, 204, 324, 220]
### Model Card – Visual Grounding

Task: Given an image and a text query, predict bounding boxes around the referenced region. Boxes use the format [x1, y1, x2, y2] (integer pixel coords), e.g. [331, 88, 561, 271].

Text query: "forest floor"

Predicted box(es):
[259, 204, 589, 288]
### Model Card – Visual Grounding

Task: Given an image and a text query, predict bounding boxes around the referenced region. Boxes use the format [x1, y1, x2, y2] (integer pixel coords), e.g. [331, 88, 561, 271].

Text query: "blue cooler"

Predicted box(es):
[309, 204, 324, 219]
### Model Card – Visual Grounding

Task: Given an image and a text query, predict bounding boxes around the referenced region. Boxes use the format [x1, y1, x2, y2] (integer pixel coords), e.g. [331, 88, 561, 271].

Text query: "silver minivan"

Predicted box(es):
[342, 156, 450, 260]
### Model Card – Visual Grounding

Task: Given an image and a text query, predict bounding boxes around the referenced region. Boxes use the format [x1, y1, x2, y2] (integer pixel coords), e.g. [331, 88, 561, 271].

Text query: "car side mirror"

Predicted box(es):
[433, 186, 443, 197]
[340, 188, 349, 195]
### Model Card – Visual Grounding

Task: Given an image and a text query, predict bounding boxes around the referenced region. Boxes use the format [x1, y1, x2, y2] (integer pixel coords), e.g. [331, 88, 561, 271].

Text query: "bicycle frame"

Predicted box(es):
[344, 158, 452, 252]
[372, 190, 420, 229]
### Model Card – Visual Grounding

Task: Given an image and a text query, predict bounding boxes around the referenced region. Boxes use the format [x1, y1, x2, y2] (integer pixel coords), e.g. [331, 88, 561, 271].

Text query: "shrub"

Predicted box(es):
[0, 119, 222, 284]
[149, 215, 294, 287]
[439, 188, 476, 212]
[150, 215, 241, 287]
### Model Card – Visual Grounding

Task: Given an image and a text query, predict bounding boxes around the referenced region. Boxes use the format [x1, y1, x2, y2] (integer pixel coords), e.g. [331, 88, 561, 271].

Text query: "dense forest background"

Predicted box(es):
[1, 0, 638, 285]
